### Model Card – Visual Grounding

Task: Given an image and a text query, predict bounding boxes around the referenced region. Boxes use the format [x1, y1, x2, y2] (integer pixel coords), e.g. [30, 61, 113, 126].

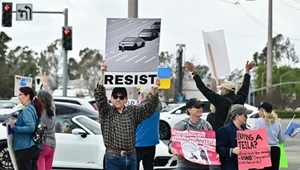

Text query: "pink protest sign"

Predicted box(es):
[237, 129, 272, 170]
[171, 129, 220, 165]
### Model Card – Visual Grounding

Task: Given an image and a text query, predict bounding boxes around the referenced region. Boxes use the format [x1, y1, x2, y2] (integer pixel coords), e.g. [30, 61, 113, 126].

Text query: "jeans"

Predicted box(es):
[209, 165, 221, 170]
[105, 152, 137, 170]
[136, 146, 156, 170]
[15, 145, 40, 170]
[37, 145, 56, 170]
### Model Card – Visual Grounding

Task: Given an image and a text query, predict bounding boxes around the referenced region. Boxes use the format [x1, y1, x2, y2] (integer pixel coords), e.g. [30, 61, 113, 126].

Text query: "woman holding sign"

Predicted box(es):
[253, 102, 285, 170]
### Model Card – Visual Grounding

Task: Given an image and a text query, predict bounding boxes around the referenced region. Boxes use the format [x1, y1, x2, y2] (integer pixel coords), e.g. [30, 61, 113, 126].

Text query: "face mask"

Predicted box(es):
[220, 90, 226, 96]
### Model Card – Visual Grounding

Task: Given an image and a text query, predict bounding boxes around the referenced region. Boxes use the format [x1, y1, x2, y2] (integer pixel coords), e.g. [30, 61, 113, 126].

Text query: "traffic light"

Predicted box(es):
[2, 2, 12, 27]
[62, 26, 72, 51]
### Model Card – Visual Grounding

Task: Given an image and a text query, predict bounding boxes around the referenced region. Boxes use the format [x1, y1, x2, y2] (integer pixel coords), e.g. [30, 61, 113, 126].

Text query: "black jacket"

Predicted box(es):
[193, 73, 250, 131]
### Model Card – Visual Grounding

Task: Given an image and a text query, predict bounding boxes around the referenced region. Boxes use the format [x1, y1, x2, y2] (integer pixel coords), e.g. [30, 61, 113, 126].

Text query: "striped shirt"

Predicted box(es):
[94, 85, 159, 151]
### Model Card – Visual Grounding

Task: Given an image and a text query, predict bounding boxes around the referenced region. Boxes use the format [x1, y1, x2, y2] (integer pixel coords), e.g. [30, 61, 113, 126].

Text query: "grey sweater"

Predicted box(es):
[40, 85, 56, 148]
[168, 118, 212, 169]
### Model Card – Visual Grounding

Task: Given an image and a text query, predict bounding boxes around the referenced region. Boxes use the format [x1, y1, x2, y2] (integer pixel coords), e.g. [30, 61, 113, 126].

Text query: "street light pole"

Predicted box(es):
[280, 70, 292, 93]
[266, 0, 273, 96]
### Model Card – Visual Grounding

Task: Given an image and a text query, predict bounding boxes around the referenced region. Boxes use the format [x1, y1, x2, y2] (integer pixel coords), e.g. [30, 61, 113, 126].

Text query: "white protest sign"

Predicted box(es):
[104, 18, 161, 87]
[126, 99, 138, 106]
[14, 75, 33, 96]
[202, 30, 231, 84]
[35, 76, 42, 92]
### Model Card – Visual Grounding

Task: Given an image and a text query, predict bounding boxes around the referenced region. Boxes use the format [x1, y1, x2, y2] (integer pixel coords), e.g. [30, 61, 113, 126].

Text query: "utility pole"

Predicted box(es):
[128, 0, 138, 99]
[266, 0, 273, 96]
[174, 44, 185, 102]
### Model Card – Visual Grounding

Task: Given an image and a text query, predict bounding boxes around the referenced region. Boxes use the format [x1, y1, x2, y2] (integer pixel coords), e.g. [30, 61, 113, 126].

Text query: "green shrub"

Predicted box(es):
[275, 110, 300, 118]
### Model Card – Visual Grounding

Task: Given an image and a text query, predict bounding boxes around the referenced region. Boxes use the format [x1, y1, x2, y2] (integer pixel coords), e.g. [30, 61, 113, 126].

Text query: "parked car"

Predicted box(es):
[0, 115, 177, 169]
[0, 100, 18, 109]
[159, 99, 259, 140]
[118, 37, 146, 51]
[138, 29, 159, 40]
[53, 96, 96, 111]
[0, 102, 99, 123]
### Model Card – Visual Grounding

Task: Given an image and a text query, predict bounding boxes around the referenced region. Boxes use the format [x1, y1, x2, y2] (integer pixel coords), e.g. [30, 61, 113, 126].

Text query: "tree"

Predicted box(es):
[68, 58, 80, 80]
[78, 48, 103, 96]
[253, 34, 299, 66]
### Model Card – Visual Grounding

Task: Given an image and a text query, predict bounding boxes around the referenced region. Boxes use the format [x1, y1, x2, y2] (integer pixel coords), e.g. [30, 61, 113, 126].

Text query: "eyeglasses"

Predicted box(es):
[112, 95, 125, 100]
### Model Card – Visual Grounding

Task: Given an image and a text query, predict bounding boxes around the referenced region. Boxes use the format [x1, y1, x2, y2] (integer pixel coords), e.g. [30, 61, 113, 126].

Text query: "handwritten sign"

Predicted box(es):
[237, 129, 271, 170]
[171, 129, 220, 165]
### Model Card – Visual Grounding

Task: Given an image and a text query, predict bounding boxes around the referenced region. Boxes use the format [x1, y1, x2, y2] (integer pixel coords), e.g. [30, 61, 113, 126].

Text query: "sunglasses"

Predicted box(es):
[112, 95, 125, 100]
[191, 106, 202, 109]
[137, 91, 141, 95]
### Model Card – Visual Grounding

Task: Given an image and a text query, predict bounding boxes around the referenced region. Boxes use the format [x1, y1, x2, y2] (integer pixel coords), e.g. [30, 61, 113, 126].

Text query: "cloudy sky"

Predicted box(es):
[2, 0, 300, 73]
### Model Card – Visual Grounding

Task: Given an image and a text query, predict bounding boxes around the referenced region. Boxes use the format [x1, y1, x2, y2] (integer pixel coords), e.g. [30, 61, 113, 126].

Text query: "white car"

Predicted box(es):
[53, 96, 96, 111]
[159, 99, 259, 139]
[0, 115, 176, 169]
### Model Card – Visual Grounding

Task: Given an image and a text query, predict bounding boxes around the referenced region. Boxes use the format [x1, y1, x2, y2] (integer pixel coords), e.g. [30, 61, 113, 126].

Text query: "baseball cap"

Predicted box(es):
[111, 87, 127, 97]
[229, 104, 253, 117]
[186, 98, 205, 108]
[218, 81, 236, 91]
[258, 102, 273, 113]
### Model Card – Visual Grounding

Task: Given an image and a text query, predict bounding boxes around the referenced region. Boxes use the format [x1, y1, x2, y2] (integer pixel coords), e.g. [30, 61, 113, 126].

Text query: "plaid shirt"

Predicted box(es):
[94, 85, 159, 151]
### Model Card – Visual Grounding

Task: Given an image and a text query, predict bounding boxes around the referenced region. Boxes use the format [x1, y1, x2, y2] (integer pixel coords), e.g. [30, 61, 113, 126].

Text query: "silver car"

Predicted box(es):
[118, 37, 146, 51]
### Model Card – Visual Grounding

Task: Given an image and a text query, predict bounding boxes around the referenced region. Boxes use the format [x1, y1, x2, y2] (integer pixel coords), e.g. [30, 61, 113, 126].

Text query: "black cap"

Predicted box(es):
[186, 98, 205, 108]
[111, 87, 127, 97]
[258, 102, 273, 113]
[229, 104, 253, 117]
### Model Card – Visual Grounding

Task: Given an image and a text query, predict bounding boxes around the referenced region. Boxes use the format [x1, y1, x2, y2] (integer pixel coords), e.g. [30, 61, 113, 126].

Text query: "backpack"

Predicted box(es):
[28, 105, 47, 144]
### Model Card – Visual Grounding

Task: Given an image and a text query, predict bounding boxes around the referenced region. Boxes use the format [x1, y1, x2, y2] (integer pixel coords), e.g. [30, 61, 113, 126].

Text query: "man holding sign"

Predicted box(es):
[185, 61, 255, 131]
[95, 61, 160, 170]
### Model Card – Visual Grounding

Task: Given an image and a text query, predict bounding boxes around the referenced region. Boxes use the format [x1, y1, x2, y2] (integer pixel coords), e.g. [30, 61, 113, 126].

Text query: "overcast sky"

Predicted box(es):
[2, 0, 300, 73]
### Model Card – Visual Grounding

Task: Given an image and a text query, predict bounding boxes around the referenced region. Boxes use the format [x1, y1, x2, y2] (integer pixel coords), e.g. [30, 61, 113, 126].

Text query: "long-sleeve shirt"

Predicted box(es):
[253, 117, 285, 146]
[94, 85, 159, 151]
[40, 85, 56, 148]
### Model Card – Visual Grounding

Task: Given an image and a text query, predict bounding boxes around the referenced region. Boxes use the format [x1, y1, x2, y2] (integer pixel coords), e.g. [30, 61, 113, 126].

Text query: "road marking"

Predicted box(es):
[125, 49, 149, 62]
[135, 56, 147, 63]
[106, 53, 124, 61]
[107, 20, 139, 36]
[107, 19, 127, 28]
[142, 20, 148, 23]
[115, 55, 128, 61]
[144, 56, 156, 63]
[128, 19, 134, 23]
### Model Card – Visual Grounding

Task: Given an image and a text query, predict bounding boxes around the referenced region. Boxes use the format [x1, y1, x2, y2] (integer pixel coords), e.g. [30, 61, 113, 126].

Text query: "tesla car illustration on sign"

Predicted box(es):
[151, 22, 161, 32]
[138, 29, 159, 40]
[118, 37, 146, 51]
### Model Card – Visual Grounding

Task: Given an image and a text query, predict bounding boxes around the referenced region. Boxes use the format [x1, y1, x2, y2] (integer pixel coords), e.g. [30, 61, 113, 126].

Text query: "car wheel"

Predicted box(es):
[142, 42, 145, 47]
[134, 44, 138, 49]
[0, 140, 14, 170]
[159, 121, 170, 140]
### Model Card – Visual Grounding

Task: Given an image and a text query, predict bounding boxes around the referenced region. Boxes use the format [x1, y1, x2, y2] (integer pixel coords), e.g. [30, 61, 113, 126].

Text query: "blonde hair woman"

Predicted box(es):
[253, 102, 285, 170]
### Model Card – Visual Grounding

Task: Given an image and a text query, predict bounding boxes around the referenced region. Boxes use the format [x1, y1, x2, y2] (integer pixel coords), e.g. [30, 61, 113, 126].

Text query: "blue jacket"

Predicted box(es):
[216, 120, 246, 170]
[12, 103, 41, 151]
[135, 111, 160, 147]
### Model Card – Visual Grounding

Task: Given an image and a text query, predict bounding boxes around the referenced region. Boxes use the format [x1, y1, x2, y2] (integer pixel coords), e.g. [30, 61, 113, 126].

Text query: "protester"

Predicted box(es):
[168, 98, 212, 170]
[185, 61, 255, 131]
[216, 104, 252, 170]
[253, 102, 285, 170]
[206, 104, 216, 128]
[8, 86, 43, 170]
[135, 87, 161, 170]
[94, 60, 160, 170]
[37, 72, 56, 170]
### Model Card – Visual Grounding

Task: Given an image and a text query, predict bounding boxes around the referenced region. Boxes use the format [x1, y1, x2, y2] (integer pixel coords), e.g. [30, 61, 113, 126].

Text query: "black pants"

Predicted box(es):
[263, 146, 280, 170]
[136, 146, 156, 170]
[15, 145, 40, 170]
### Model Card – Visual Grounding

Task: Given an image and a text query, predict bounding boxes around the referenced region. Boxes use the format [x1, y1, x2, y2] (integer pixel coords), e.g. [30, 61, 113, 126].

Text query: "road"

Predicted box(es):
[53, 118, 300, 170]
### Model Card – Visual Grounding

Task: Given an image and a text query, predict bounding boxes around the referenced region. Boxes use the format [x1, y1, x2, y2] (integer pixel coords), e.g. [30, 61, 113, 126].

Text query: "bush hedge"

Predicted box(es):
[275, 110, 300, 118]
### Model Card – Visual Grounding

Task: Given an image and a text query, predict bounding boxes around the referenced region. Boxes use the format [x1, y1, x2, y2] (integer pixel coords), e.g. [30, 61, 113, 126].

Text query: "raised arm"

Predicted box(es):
[236, 61, 255, 103]
[135, 78, 160, 125]
[95, 60, 112, 118]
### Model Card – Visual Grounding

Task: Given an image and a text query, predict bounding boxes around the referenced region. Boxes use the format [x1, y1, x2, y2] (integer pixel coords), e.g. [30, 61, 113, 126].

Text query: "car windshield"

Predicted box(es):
[122, 37, 138, 42]
[141, 29, 152, 32]
[75, 117, 101, 135]
[162, 103, 184, 112]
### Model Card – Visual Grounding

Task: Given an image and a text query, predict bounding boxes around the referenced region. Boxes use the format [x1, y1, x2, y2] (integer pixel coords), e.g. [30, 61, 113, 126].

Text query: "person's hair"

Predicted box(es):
[261, 109, 278, 124]
[210, 104, 215, 113]
[62, 120, 70, 125]
[37, 90, 54, 117]
[19, 86, 44, 118]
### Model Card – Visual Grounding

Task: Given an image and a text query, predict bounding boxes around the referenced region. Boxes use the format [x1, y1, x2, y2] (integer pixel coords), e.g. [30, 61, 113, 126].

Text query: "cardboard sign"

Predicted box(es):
[171, 129, 220, 165]
[14, 75, 33, 96]
[237, 129, 271, 170]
